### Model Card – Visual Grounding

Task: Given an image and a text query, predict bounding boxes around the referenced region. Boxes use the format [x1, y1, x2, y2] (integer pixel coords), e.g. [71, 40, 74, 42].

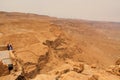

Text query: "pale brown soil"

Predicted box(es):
[0, 11, 120, 80]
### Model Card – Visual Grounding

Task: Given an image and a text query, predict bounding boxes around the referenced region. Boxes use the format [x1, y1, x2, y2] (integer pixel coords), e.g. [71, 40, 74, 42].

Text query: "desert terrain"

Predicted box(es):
[0, 11, 120, 80]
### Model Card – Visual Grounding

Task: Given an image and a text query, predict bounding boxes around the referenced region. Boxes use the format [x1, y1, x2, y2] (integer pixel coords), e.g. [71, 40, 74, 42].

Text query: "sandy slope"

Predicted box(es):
[0, 12, 120, 80]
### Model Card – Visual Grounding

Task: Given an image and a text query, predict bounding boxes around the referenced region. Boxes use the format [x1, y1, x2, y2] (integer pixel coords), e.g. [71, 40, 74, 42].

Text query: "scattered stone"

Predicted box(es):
[91, 64, 97, 69]
[73, 63, 84, 73]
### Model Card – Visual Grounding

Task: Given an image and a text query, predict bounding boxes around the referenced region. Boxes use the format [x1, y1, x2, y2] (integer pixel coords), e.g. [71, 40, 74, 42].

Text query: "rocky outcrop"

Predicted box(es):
[0, 61, 9, 76]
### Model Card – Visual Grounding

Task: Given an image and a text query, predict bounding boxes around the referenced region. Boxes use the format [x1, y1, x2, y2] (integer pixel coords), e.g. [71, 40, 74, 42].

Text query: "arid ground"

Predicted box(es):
[0, 11, 120, 80]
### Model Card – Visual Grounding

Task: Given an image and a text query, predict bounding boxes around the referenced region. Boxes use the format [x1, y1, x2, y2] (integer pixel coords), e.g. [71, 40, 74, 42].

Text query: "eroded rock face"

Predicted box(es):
[23, 62, 37, 78]
[106, 65, 120, 76]
[72, 63, 84, 73]
[112, 65, 120, 76]
[88, 75, 99, 80]
[15, 75, 26, 80]
[106, 59, 120, 76]
[115, 58, 120, 65]
[0, 12, 120, 80]
[0, 61, 9, 76]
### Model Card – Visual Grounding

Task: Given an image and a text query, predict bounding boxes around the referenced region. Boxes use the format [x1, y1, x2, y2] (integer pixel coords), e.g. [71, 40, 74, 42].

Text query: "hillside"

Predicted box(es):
[0, 11, 120, 80]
